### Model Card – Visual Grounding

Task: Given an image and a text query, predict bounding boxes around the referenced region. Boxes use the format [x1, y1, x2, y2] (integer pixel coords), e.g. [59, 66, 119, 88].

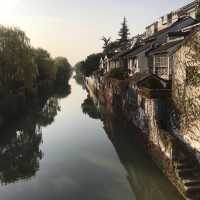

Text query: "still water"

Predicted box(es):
[0, 78, 183, 200]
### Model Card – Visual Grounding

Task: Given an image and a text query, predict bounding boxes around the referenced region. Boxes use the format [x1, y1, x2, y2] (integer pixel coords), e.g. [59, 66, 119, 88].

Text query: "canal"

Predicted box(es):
[0, 78, 183, 200]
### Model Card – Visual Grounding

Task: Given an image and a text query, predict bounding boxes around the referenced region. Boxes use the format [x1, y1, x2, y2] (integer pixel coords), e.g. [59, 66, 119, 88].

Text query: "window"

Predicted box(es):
[167, 13, 172, 24]
[154, 22, 158, 33]
[128, 58, 139, 75]
[162, 16, 167, 25]
[154, 56, 169, 76]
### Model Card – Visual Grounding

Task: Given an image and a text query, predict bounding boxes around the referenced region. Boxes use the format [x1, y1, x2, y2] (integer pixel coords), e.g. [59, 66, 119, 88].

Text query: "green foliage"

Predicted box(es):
[33, 48, 57, 81]
[102, 40, 119, 55]
[74, 61, 84, 85]
[118, 17, 131, 51]
[81, 96, 101, 119]
[54, 57, 72, 86]
[0, 26, 37, 92]
[186, 66, 200, 86]
[78, 53, 102, 77]
[102, 36, 112, 55]
[37, 97, 60, 127]
[108, 68, 127, 80]
[101, 17, 131, 55]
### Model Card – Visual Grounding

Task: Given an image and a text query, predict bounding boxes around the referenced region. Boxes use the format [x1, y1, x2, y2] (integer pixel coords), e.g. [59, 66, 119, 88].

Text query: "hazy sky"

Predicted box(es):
[0, 0, 191, 65]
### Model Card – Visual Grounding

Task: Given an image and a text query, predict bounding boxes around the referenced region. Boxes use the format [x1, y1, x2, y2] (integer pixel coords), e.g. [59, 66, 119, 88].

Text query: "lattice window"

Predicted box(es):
[154, 56, 169, 76]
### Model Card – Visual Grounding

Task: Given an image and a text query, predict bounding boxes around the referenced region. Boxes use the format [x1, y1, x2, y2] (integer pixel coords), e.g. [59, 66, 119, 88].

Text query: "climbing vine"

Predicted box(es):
[173, 31, 200, 140]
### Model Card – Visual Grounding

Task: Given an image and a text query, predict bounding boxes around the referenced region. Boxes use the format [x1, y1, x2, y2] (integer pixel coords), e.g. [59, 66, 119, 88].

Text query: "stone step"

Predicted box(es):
[186, 186, 200, 197]
[177, 166, 199, 172]
[183, 179, 200, 187]
[186, 194, 200, 200]
[176, 162, 198, 170]
[178, 169, 200, 178]
[175, 157, 197, 164]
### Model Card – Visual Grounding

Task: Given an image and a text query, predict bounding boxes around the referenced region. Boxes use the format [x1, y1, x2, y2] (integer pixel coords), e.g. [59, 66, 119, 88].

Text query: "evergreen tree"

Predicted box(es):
[118, 17, 131, 51]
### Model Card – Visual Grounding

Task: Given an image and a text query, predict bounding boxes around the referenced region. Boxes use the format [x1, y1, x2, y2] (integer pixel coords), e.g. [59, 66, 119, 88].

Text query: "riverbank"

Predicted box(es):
[0, 77, 183, 200]
[85, 75, 200, 200]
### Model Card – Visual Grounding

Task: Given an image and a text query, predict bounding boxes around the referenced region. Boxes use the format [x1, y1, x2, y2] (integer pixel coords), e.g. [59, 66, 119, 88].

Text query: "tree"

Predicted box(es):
[101, 36, 111, 54]
[80, 53, 102, 76]
[54, 57, 72, 86]
[33, 48, 57, 81]
[105, 41, 120, 54]
[101, 36, 119, 55]
[74, 61, 85, 85]
[0, 26, 38, 92]
[118, 17, 131, 51]
[108, 68, 127, 80]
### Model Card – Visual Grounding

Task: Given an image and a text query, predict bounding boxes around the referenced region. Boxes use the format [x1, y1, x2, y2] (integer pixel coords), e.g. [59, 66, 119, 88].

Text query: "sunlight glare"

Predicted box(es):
[0, 0, 19, 22]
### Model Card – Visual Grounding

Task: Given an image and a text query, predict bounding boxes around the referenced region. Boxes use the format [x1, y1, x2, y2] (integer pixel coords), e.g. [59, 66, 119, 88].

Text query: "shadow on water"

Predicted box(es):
[0, 84, 71, 185]
[82, 94, 184, 200]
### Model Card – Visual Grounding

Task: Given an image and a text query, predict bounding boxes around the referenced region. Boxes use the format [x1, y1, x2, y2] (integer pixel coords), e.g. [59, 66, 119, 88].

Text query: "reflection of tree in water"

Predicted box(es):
[81, 96, 101, 119]
[37, 97, 60, 127]
[37, 84, 71, 127]
[55, 84, 71, 99]
[0, 119, 42, 185]
[0, 85, 71, 185]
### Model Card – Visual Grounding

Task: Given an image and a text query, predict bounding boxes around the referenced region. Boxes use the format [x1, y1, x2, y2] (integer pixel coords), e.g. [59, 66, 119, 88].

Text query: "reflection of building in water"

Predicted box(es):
[82, 92, 183, 200]
[85, 67, 200, 199]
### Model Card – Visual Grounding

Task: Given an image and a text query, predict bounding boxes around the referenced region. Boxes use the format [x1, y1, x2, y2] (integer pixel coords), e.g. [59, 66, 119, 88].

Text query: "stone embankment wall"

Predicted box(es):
[85, 76, 200, 200]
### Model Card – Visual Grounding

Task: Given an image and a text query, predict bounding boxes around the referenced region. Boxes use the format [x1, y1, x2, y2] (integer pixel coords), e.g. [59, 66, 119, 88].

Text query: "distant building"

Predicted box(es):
[145, 0, 200, 38]
[99, 1, 200, 85]
[125, 44, 152, 76]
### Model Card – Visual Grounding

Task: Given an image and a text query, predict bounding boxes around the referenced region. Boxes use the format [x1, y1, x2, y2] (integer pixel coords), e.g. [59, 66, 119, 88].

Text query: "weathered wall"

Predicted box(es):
[85, 75, 200, 199]
[138, 51, 149, 73]
[172, 30, 200, 154]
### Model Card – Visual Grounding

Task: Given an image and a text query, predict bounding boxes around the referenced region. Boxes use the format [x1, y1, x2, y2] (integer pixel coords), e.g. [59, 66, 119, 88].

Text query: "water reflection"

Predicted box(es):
[81, 96, 101, 119]
[82, 94, 183, 200]
[0, 84, 71, 185]
[37, 97, 61, 127]
[0, 122, 42, 185]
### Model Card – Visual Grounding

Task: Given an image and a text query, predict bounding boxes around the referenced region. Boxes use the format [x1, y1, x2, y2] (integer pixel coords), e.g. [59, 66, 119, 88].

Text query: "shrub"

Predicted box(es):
[108, 68, 127, 80]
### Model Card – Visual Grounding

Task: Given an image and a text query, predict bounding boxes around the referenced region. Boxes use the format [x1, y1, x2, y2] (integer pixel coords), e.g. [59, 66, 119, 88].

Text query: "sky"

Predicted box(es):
[0, 0, 192, 65]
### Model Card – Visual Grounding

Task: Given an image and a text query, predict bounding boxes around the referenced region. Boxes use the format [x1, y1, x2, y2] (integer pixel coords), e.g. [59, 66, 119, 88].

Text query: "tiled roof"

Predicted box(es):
[111, 45, 142, 60]
[178, 0, 199, 12]
[149, 40, 183, 55]
[125, 44, 152, 58]
[168, 31, 190, 37]
[145, 16, 196, 41]
[130, 72, 153, 84]
[129, 72, 168, 89]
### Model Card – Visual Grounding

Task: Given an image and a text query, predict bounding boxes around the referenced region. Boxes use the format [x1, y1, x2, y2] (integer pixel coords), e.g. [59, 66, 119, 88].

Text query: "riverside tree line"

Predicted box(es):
[0, 26, 72, 95]
[0, 25, 72, 128]
[74, 17, 131, 80]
